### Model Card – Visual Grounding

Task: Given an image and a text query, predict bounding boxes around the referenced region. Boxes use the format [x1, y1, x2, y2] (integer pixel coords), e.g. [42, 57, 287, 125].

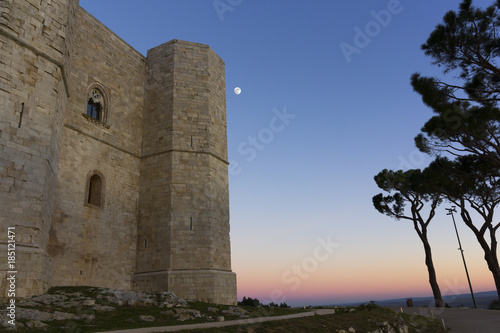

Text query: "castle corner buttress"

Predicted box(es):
[0, 0, 237, 305]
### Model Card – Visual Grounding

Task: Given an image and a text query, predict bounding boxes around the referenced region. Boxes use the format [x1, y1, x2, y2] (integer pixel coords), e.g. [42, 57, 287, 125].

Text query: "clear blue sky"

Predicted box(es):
[80, 0, 498, 306]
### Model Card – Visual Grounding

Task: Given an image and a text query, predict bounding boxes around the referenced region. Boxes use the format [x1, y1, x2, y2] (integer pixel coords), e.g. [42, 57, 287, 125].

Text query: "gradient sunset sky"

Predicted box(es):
[80, 0, 498, 306]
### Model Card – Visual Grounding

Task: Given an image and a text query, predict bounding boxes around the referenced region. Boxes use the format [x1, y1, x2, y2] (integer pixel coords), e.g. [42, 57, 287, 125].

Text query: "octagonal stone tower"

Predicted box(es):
[133, 40, 237, 305]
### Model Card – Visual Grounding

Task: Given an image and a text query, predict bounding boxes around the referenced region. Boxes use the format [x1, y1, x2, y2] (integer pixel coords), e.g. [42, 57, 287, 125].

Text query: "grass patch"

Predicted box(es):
[7, 287, 307, 333]
[5, 288, 446, 332]
[179, 306, 447, 332]
[239, 305, 308, 318]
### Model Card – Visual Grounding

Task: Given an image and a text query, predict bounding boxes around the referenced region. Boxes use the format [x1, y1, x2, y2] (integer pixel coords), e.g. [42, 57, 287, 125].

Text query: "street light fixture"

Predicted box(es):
[446, 206, 477, 309]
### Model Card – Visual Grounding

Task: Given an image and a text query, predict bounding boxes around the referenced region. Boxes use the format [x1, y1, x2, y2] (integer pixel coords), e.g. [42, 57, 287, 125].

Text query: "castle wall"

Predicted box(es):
[133, 40, 236, 305]
[47, 7, 145, 290]
[0, 0, 78, 297]
[0, 1, 236, 303]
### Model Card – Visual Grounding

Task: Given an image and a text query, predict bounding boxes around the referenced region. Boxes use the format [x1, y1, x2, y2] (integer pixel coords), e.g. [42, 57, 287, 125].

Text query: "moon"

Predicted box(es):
[234, 87, 241, 95]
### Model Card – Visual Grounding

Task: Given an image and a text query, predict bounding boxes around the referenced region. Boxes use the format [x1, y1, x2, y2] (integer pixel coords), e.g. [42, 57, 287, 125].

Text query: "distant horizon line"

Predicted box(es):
[324, 290, 497, 307]
[264, 290, 497, 308]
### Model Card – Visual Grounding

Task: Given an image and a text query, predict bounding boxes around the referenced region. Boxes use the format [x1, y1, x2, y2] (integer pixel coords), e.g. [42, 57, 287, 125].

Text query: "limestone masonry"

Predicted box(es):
[0, 0, 237, 305]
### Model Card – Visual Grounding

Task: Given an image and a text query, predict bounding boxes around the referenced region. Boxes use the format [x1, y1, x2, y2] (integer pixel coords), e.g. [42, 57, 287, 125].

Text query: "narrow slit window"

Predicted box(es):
[88, 174, 102, 206]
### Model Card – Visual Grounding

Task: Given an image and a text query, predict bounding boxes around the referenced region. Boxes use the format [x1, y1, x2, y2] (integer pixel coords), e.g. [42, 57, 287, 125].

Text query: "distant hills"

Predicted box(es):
[334, 291, 498, 309]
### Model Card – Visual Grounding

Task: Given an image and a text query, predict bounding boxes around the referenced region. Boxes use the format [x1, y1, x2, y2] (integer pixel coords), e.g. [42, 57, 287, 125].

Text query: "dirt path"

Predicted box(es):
[395, 307, 500, 333]
[95, 309, 336, 333]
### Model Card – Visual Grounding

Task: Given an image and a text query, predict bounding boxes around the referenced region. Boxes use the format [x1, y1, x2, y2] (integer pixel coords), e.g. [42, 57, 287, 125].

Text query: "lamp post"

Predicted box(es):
[446, 206, 477, 309]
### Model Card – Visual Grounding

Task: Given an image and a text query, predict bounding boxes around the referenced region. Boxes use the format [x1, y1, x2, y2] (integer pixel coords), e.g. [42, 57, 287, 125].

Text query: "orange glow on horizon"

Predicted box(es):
[235, 262, 497, 305]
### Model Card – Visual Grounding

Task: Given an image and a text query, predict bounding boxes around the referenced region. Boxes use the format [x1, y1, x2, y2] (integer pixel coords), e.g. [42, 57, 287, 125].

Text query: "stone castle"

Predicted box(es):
[0, 0, 237, 305]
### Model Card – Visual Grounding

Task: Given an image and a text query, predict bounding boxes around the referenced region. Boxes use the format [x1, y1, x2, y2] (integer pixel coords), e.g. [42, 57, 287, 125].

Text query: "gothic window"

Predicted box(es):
[85, 171, 105, 208]
[87, 99, 102, 121]
[86, 85, 108, 123]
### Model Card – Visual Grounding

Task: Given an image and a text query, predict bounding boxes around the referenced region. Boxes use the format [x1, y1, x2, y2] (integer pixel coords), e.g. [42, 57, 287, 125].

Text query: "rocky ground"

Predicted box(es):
[0, 288, 447, 332]
[0, 287, 250, 331]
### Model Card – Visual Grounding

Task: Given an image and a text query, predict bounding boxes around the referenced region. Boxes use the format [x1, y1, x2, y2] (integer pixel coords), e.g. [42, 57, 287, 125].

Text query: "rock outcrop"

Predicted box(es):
[0, 287, 248, 330]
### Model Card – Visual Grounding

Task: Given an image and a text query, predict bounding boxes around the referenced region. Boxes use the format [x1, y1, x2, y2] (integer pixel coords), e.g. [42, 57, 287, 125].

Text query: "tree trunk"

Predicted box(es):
[422, 239, 444, 307]
[460, 208, 500, 301]
[488, 256, 500, 302]
[476, 234, 500, 301]
[416, 224, 444, 307]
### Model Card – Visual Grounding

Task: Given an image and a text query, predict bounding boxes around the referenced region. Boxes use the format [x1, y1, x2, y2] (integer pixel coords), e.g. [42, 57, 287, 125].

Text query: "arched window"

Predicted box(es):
[87, 98, 102, 121]
[86, 85, 108, 123]
[88, 174, 102, 206]
[85, 171, 105, 208]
